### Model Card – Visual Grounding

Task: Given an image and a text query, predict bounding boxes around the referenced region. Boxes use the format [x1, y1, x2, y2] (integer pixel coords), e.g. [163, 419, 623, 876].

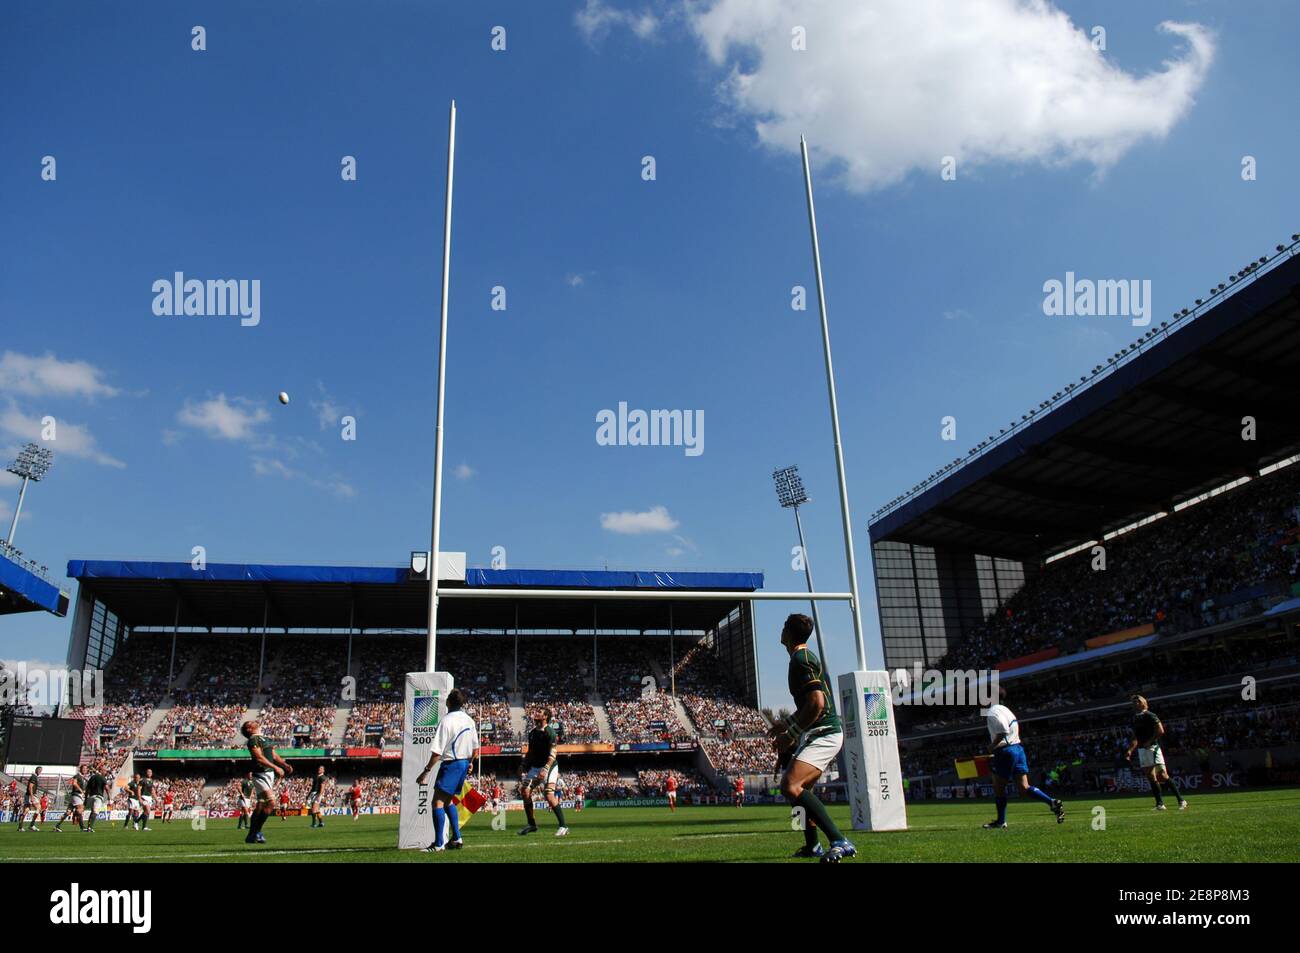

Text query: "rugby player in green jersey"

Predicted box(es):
[54, 764, 87, 832]
[308, 766, 328, 829]
[240, 720, 292, 844]
[518, 708, 569, 837]
[1126, 695, 1187, 811]
[138, 769, 156, 831]
[81, 762, 110, 833]
[237, 772, 254, 830]
[18, 766, 42, 831]
[770, 613, 855, 862]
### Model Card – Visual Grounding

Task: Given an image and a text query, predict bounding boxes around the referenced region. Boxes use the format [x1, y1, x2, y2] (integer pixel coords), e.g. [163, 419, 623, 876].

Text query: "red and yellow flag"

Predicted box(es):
[450, 781, 488, 827]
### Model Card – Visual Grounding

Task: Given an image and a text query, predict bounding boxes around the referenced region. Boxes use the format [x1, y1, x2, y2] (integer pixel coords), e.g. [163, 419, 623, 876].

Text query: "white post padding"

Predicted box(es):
[838, 670, 907, 832]
[398, 670, 455, 849]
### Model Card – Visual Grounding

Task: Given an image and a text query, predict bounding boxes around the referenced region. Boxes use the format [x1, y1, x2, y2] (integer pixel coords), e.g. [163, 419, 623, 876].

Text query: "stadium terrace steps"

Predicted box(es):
[643, 654, 698, 730]
[508, 693, 527, 738]
[669, 693, 698, 735]
[171, 651, 203, 691]
[589, 694, 615, 742]
[136, 696, 175, 745]
[329, 701, 353, 746]
[646, 655, 669, 687]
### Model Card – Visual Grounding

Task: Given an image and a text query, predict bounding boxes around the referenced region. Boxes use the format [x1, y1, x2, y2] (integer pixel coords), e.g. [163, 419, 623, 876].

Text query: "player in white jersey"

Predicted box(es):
[982, 692, 1065, 829]
[415, 688, 480, 853]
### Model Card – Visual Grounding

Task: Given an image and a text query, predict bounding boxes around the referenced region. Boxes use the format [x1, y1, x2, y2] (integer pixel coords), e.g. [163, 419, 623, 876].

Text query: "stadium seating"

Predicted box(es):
[937, 464, 1300, 671]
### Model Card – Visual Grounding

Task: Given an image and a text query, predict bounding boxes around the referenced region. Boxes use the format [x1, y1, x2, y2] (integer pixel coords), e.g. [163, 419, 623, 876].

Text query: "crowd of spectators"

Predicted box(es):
[702, 736, 776, 777]
[149, 776, 206, 809]
[637, 767, 710, 796]
[149, 691, 246, 748]
[605, 693, 691, 743]
[939, 465, 1300, 671]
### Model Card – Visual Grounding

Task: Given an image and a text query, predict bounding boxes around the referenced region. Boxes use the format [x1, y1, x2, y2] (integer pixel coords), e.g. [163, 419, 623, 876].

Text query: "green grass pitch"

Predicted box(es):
[4, 789, 1298, 863]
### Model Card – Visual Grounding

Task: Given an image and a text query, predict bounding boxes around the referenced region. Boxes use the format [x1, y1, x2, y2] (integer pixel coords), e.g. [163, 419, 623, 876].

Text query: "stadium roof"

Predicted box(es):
[65, 560, 763, 632]
[869, 244, 1300, 561]
[1, 549, 68, 617]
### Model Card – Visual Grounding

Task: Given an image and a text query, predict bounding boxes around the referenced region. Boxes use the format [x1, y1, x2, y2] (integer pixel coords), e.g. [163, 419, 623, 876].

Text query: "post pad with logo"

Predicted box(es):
[398, 671, 455, 848]
[838, 670, 908, 832]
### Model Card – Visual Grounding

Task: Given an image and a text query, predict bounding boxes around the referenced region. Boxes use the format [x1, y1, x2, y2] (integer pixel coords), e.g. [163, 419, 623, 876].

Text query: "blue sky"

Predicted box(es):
[2, 1, 1298, 708]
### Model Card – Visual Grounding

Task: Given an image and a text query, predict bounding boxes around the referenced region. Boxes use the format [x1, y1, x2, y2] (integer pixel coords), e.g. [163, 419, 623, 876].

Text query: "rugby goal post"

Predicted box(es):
[401, 104, 905, 845]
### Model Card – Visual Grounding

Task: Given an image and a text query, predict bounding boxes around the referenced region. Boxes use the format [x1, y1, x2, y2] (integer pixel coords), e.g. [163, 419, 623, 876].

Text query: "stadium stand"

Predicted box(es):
[871, 240, 1300, 798]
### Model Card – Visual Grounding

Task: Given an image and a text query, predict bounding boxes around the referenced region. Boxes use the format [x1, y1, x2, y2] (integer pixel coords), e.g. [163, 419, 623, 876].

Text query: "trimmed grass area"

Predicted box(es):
[4, 789, 1297, 863]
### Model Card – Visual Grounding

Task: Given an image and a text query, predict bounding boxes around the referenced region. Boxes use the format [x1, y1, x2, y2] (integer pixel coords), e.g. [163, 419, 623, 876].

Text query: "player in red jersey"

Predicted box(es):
[665, 773, 678, 812]
[732, 776, 745, 808]
[279, 787, 291, 820]
[491, 782, 503, 813]
[574, 782, 585, 813]
[161, 789, 174, 822]
[349, 781, 363, 820]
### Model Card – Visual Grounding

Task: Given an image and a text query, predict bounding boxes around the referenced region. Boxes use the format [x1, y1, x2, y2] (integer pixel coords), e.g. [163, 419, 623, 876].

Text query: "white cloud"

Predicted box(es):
[454, 463, 475, 480]
[0, 402, 125, 468]
[592, 0, 1215, 192]
[565, 273, 586, 287]
[310, 382, 350, 432]
[177, 394, 270, 441]
[576, 0, 661, 42]
[600, 504, 680, 534]
[0, 351, 119, 400]
[252, 455, 356, 499]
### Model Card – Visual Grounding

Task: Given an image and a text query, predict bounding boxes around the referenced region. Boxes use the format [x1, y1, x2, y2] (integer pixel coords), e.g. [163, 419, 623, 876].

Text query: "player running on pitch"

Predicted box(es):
[54, 765, 87, 832]
[982, 691, 1065, 829]
[308, 766, 328, 828]
[416, 688, 480, 853]
[770, 613, 854, 862]
[241, 720, 292, 845]
[518, 708, 568, 837]
[1126, 695, 1188, 811]
[665, 772, 678, 812]
[161, 787, 175, 823]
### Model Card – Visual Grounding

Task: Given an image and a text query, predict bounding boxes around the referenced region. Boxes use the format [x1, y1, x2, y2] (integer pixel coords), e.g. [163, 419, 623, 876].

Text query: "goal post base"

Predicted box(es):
[838, 670, 908, 832]
[397, 670, 455, 849]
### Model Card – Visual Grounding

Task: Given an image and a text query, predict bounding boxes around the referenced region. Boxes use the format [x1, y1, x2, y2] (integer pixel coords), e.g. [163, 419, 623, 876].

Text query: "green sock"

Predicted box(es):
[796, 790, 843, 844]
[804, 816, 819, 849]
[553, 804, 566, 827]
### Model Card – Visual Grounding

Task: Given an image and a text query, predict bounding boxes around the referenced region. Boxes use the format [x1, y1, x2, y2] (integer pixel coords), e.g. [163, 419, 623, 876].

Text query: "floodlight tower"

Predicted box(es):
[773, 464, 830, 672]
[5, 443, 53, 547]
